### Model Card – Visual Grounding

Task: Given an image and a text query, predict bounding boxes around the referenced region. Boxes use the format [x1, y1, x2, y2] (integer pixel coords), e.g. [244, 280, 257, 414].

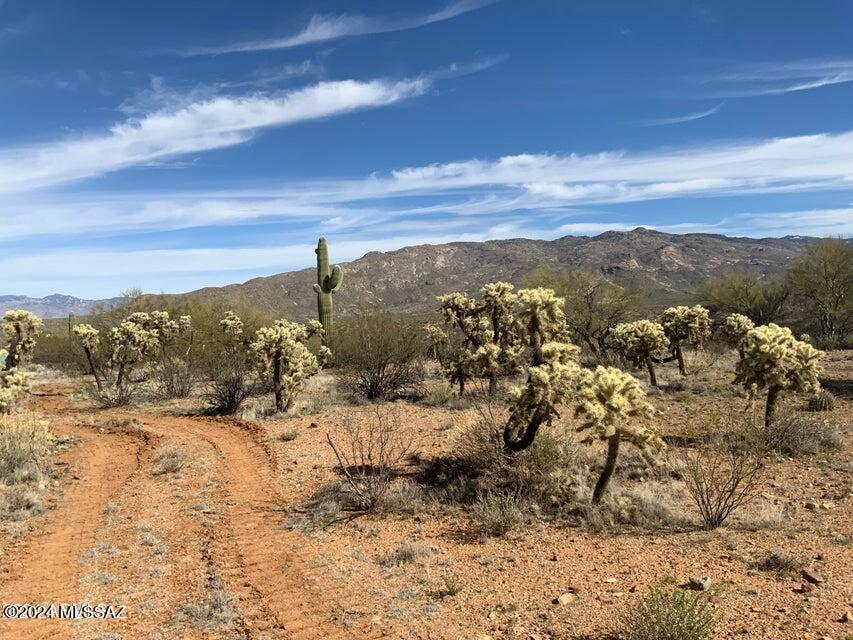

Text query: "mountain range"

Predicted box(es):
[3, 229, 816, 319]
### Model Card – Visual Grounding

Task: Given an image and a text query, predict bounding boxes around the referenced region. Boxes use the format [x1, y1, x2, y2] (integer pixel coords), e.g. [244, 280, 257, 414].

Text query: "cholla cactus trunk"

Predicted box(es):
[674, 344, 686, 376]
[82, 345, 102, 391]
[68, 312, 75, 336]
[645, 357, 658, 387]
[273, 354, 285, 412]
[313, 237, 343, 337]
[765, 385, 780, 429]
[592, 435, 620, 504]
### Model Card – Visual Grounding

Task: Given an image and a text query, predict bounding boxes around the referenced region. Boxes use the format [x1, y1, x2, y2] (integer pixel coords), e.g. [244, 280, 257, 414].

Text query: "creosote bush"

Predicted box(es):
[203, 311, 258, 415]
[332, 308, 424, 400]
[734, 323, 824, 427]
[620, 584, 715, 640]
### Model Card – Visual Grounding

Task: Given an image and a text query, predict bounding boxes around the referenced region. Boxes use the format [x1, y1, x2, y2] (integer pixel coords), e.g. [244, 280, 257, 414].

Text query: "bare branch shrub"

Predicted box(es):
[681, 425, 765, 529]
[326, 409, 412, 512]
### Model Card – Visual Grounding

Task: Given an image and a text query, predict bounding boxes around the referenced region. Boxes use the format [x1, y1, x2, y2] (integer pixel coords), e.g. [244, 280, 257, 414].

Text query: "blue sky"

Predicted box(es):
[2, 0, 852, 298]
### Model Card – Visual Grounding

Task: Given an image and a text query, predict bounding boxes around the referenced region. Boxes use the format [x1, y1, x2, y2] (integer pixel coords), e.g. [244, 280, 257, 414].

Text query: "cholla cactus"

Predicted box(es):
[734, 323, 825, 427]
[71, 310, 192, 400]
[436, 291, 498, 395]
[574, 366, 659, 502]
[661, 305, 712, 375]
[720, 313, 755, 357]
[0, 349, 29, 412]
[609, 320, 669, 387]
[2, 310, 44, 371]
[251, 319, 328, 412]
[73, 324, 103, 390]
[503, 341, 581, 452]
[220, 310, 245, 338]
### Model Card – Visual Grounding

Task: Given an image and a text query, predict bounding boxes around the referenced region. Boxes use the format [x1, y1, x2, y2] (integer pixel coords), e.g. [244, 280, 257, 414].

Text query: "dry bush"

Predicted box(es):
[471, 491, 527, 536]
[379, 541, 431, 567]
[176, 577, 237, 630]
[326, 409, 412, 512]
[750, 549, 805, 576]
[155, 356, 196, 399]
[0, 412, 50, 482]
[154, 447, 185, 475]
[331, 308, 425, 400]
[577, 481, 689, 532]
[620, 584, 715, 640]
[764, 411, 842, 456]
[0, 484, 44, 521]
[203, 359, 258, 415]
[681, 429, 765, 530]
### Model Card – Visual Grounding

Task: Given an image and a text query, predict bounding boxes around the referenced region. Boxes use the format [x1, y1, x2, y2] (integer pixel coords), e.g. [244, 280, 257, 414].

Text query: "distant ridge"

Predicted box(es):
[0, 294, 120, 319]
[171, 228, 815, 318]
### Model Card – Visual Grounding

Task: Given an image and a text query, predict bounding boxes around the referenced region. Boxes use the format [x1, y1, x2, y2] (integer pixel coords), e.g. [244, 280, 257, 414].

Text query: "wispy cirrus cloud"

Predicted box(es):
[702, 58, 853, 97]
[638, 102, 724, 126]
[0, 76, 428, 193]
[185, 0, 495, 55]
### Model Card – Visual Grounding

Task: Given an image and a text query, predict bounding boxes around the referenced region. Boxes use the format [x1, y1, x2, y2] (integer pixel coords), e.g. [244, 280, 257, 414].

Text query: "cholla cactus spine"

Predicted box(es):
[661, 305, 712, 375]
[609, 320, 669, 387]
[574, 366, 659, 503]
[734, 323, 825, 427]
[313, 237, 344, 336]
[251, 319, 328, 412]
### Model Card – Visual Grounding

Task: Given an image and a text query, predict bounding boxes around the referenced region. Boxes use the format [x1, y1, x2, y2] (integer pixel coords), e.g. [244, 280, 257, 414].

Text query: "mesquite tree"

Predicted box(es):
[734, 323, 824, 427]
[661, 305, 712, 375]
[609, 320, 669, 386]
[719, 313, 754, 358]
[574, 366, 659, 503]
[251, 319, 329, 412]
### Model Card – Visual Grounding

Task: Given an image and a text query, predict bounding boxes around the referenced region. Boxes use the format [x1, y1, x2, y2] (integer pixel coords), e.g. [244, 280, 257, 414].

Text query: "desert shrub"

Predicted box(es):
[0, 412, 50, 481]
[805, 390, 835, 412]
[609, 320, 670, 387]
[441, 573, 464, 596]
[176, 578, 237, 630]
[0, 485, 45, 521]
[32, 330, 86, 372]
[332, 308, 425, 400]
[620, 584, 715, 640]
[763, 411, 842, 456]
[734, 323, 824, 427]
[700, 272, 789, 325]
[681, 431, 764, 529]
[750, 549, 805, 576]
[378, 480, 430, 515]
[471, 491, 527, 536]
[251, 318, 328, 412]
[326, 409, 412, 512]
[578, 482, 687, 532]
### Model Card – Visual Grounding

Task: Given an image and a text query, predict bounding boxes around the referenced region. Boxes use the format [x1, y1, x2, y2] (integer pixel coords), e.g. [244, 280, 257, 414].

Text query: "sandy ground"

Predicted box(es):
[0, 351, 850, 640]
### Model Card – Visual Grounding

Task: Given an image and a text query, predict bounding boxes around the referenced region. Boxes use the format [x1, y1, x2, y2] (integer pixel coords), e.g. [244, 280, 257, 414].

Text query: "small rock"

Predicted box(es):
[553, 593, 575, 606]
[804, 501, 818, 510]
[549, 553, 558, 562]
[308, 422, 319, 428]
[839, 611, 851, 623]
[688, 576, 712, 591]
[801, 569, 824, 585]
[604, 577, 617, 584]
[794, 582, 816, 594]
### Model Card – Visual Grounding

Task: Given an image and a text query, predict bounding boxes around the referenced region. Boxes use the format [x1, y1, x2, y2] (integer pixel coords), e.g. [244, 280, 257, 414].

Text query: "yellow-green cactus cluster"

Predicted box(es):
[610, 320, 669, 367]
[2, 310, 44, 370]
[515, 287, 568, 347]
[575, 366, 659, 451]
[734, 323, 825, 426]
[661, 305, 712, 348]
[720, 313, 755, 352]
[220, 310, 245, 338]
[735, 323, 824, 397]
[73, 323, 100, 350]
[251, 318, 329, 412]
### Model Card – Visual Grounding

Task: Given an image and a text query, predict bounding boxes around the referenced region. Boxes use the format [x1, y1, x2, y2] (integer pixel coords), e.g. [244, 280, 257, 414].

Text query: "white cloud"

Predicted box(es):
[639, 102, 723, 126]
[704, 58, 853, 97]
[0, 77, 427, 193]
[186, 0, 494, 55]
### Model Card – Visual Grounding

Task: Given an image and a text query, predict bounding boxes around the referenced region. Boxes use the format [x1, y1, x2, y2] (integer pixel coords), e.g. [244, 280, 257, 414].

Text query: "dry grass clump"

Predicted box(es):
[620, 584, 715, 640]
[176, 577, 238, 630]
[379, 541, 431, 567]
[577, 481, 689, 533]
[471, 491, 527, 536]
[0, 411, 50, 481]
[154, 446, 185, 475]
[0, 484, 44, 520]
[764, 411, 842, 456]
[749, 549, 805, 576]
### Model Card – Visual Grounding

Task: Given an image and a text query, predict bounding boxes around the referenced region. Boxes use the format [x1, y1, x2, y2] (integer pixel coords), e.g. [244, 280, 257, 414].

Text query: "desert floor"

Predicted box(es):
[0, 351, 851, 640]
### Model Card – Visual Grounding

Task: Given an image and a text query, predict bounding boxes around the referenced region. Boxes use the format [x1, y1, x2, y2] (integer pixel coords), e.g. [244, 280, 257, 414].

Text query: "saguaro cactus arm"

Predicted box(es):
[314, 237, 343, 333]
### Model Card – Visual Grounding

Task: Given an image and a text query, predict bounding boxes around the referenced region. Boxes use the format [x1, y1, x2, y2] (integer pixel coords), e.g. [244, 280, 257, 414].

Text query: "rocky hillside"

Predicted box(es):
[175, 228, 812, 318]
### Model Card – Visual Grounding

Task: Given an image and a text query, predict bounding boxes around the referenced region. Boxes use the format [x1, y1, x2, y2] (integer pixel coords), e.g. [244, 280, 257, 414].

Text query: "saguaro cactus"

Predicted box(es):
[313, 237, 343, 335]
